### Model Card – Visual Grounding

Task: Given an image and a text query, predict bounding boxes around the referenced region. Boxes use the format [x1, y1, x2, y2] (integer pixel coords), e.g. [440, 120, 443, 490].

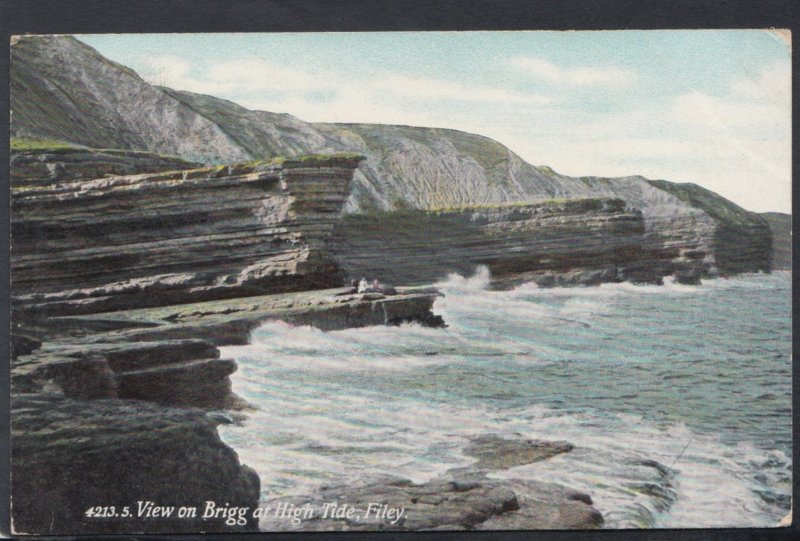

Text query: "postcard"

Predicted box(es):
[8, 29, 792, 534]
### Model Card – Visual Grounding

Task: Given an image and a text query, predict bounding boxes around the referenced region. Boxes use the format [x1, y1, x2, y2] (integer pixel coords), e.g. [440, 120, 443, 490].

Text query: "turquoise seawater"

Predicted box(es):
[220, 269, 792, 528]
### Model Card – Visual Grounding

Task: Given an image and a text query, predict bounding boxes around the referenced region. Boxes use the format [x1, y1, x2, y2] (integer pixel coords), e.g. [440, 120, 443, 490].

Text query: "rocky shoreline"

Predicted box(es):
[12, 283, 613, 533]
[11, 287, 443, 534]
[256, 435, 603, 531]
[9, 33, 791, 535]
[10, 151, 786, 534]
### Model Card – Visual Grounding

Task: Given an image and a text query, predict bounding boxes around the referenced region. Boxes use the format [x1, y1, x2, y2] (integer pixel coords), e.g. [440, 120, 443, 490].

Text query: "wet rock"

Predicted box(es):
[260, 475, 520, 531]
[674, 267, 704, 285]
[256, 434, 601, 532]
[261, 471, 602, 531]
[463, 434, 574, 470]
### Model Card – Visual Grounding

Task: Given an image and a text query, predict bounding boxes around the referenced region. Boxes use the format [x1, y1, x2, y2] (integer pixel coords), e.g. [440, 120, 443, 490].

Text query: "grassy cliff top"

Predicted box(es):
[647, 179, 767, 227]
[355, 197, 627, 217]
[11, 137, 81, 153]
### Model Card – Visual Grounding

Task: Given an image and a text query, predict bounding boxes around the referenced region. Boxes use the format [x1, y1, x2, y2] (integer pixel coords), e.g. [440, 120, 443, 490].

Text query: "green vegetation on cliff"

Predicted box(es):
[11, 137, 80, 152]
[646, 179, 767, 228]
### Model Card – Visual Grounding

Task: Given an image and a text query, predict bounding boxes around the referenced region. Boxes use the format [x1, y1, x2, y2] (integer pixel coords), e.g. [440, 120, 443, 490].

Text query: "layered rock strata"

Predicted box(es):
[328, 198, 661, 288]
[12, 155, 363, 316]
[11, 146, 200, 183]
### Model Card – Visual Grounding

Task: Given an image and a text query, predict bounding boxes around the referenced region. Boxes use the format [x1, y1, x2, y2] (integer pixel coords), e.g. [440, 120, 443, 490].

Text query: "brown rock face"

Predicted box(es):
[12, 156, 363, 316]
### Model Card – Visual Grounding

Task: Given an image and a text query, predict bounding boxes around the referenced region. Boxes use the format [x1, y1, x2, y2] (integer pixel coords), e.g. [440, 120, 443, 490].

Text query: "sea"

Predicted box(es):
[219, 268, 792, 529]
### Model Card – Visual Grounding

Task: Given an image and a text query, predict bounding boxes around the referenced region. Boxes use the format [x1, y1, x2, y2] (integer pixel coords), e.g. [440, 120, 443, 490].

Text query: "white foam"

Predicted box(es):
[218, 268, 791, 528]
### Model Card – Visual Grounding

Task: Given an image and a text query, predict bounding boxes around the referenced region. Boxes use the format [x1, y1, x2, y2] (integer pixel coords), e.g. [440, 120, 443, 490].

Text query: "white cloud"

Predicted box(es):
[494, 61, 791, 212]
[669, 91, 787, 130]
[139, 54, 556, 114]
[375, 74, 555, 105]
[732, 60, 791, 107]
[508, 56, 636, 87]
[136, 52, 789, 212]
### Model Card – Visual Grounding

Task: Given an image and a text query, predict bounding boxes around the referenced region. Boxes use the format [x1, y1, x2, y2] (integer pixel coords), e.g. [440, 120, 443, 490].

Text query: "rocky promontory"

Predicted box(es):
[9, 33, 782, 535]
[10, 151, 448, 534]
[11, 284, 445, 534]
[12, 154, 364, 316]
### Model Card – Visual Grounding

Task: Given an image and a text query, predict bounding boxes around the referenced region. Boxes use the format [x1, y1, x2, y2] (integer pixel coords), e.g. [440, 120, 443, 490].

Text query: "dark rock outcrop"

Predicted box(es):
[12, 156, 363, 316]
[263, 474, 601, 531]
[761, 212, 792, 270]
[257, 434, 602, 531]
[463, 434, 574, 470]
[10, 285, 443, 535]
[329, 198, 663, 287]
[11, 146, 200, 183]
[11, 394, 260, 535]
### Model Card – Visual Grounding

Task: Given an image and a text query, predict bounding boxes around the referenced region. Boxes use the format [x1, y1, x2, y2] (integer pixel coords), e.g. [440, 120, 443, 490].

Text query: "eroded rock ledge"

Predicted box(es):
[258, 435, 602, 531]
[11, 286, 443, 534]
[12, 154, 364, 316]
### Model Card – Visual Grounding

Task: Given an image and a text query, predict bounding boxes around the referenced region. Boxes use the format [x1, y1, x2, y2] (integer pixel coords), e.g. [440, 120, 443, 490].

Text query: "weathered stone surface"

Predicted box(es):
[328, 198, 654, 287]
[12, 157, 363, 316]
[260, 475, 520, 531]
[257, 435, 601, 531]
[9, 287, 446, 535]
[11, 147, 199, 183]
[762, 212, 791, 270]
[463, 434, 574, 470]
[11, 394, 261, 535]
[12, 290, 443, 405]
[64, 287, 444, 346]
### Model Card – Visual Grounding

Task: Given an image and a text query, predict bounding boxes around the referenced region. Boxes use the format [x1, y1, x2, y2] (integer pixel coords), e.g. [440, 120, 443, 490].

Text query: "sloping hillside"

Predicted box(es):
[10, 34, 772, 277]
[11, 35, 249, 163]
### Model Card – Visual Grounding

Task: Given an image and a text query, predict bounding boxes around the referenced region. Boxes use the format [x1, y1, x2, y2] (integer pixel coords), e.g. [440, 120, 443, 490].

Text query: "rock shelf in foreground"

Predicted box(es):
[258, 434, 602, 531]
[10, 288, 443, 534]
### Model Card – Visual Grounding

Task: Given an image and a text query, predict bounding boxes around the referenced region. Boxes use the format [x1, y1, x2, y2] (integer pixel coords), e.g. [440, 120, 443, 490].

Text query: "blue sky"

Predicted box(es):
[79, 31, 791, 212]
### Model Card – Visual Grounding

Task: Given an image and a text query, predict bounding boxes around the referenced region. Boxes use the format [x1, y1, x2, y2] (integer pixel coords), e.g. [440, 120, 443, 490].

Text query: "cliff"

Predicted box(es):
[10, 35, 774, 282]
[12, 154, 363, 316]
[761, 212, 792, 270]
[8, 33, 778, 535]
[329, 199, 656, 287]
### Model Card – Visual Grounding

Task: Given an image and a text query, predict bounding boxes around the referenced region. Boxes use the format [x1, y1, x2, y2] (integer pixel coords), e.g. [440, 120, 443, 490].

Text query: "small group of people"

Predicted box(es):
[350, 277, 397, 295]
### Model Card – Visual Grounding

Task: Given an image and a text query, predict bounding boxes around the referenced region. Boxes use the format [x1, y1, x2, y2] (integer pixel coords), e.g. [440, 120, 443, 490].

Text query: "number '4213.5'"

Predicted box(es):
[85, 506, 131, 518]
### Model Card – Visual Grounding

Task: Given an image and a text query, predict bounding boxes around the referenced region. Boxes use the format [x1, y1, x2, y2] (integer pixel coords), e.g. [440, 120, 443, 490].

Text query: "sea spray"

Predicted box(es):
[219, 269, 791, 528]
